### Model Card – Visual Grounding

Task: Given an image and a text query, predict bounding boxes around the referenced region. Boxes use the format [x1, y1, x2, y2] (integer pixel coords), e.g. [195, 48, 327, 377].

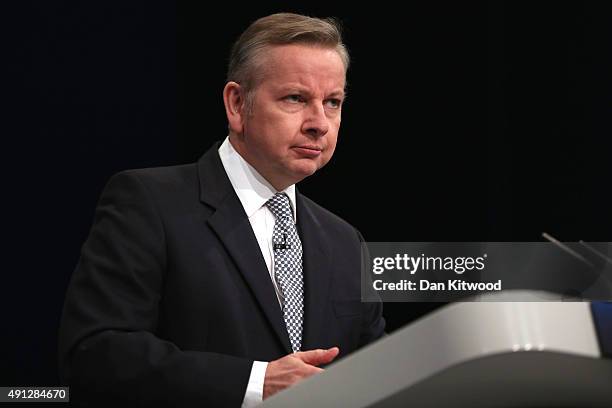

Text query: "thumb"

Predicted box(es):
[295, 347, 340, 366]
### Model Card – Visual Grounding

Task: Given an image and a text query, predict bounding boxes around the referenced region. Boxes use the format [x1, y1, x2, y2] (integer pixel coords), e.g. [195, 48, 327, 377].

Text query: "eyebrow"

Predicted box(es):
[278, 84, 346, 99]
[327, 90, 346, 99]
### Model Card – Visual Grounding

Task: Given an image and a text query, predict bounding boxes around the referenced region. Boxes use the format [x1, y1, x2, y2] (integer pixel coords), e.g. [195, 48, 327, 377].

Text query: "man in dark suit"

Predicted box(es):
[59, 13, 385, 407]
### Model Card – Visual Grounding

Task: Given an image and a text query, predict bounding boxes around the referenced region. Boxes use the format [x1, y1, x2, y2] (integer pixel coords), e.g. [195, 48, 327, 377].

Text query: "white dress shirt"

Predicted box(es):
[218, 136, 297, 408]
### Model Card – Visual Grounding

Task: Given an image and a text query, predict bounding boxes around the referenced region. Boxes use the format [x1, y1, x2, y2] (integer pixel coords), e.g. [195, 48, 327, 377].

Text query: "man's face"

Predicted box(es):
[233, 44, 346, 190]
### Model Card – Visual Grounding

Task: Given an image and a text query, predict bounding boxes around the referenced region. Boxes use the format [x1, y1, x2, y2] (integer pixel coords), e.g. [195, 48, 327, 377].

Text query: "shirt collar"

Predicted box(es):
[218, 136, 297, 221]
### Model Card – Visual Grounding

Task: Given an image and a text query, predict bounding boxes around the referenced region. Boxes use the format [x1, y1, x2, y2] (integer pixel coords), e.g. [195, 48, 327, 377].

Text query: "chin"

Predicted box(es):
[290, 164, 318, 181]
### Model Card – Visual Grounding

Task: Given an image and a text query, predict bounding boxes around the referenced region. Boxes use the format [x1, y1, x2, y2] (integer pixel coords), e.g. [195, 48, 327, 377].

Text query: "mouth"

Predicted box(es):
[292, 145, 323, 157]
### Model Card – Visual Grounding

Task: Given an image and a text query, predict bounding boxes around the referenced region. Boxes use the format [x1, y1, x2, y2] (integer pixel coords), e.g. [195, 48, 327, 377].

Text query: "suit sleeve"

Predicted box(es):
[58, 171, 252, 407]
[355, 229, 386, 347]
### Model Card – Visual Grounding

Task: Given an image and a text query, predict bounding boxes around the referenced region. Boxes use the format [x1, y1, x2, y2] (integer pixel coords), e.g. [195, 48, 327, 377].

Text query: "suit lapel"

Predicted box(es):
[197, 143, 292, 354]
[296, 193, 332, 351]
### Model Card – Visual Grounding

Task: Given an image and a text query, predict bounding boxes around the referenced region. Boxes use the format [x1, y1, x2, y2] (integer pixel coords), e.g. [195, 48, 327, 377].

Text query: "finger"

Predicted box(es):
[295, 347, 340, 366]
[302, 365, 324, 376]
[293, 349, 326, 364]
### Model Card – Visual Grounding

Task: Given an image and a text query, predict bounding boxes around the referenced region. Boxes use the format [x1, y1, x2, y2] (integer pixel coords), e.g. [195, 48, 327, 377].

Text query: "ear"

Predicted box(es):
[223, 81, 246, 135]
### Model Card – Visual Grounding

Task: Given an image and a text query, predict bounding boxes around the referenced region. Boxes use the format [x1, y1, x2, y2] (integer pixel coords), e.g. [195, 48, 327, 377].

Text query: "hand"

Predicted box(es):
[263, 347, 340, 399]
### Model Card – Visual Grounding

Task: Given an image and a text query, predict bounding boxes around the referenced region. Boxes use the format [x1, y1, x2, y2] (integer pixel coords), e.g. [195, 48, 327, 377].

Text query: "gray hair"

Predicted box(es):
[227, 13, 349, 113]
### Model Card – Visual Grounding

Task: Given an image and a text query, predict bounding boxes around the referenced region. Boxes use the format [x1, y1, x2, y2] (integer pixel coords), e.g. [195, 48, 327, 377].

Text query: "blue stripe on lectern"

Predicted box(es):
[591, 302, 612, 358]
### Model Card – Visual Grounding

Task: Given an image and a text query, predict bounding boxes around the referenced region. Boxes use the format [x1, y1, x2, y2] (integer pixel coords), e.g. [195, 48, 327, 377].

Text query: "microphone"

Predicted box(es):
[273, 233, 291, 250]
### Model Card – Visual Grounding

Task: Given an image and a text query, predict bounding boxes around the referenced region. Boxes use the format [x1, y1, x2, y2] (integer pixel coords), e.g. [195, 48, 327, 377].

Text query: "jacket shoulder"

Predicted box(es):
[115, 162, 197, 188]
[299, 194, 363, 240]
[100, 163, 200, 211]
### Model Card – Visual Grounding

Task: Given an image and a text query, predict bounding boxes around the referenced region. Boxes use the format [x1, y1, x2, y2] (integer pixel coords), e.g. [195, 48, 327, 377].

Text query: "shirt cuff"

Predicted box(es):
[241, 360, 268, 408]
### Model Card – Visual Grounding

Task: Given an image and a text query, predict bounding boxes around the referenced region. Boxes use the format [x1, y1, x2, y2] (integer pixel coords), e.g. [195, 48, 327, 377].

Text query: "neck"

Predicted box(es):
[228, 135, 294, 192]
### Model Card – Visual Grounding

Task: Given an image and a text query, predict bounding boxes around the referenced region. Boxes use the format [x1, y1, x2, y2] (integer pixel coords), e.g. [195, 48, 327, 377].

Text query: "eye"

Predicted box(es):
[284, 94, 305, 103]
[325, 98, 342, 109]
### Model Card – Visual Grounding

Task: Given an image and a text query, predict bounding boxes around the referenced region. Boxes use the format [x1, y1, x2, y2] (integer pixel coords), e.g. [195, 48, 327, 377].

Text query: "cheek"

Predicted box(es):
[262, 113, 300, 143]
[326, 144, 337, 161]
[322, 135, 338, 162]
[246, 116, 288, 153]
[327, 125, 340, 149]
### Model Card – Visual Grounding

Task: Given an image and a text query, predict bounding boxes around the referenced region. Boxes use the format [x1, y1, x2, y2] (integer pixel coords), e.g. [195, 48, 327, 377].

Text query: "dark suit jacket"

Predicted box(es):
[59, 142, 385, 407]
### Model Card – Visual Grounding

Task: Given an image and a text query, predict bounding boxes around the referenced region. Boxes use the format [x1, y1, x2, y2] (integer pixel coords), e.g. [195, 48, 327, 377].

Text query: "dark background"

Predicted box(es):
[4, 1, 611, 388]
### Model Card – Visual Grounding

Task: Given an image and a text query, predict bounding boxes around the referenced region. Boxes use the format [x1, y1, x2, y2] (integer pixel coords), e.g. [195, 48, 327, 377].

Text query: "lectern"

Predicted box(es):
[261, 291, 612, 407]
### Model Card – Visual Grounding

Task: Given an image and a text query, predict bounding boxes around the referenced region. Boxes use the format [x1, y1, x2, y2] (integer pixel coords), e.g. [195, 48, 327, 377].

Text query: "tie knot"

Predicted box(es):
[265, 192, 293, 221]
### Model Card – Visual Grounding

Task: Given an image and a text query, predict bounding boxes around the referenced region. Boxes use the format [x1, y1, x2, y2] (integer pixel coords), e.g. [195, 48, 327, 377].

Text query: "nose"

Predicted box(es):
[301, 102, 329, 138]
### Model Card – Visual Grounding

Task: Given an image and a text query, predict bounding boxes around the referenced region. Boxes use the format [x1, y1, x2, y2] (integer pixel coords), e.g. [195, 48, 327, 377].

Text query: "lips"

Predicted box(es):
[292, 145, 323, 157]
[294, 144, 322, 151]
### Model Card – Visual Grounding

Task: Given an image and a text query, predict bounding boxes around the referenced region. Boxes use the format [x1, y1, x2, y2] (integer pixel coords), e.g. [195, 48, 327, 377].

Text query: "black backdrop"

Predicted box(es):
[4, 1, 611, 389]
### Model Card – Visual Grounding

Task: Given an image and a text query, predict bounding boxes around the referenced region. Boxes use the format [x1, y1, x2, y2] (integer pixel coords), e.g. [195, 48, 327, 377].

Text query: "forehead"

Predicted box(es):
[256, 44, 346, 93]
